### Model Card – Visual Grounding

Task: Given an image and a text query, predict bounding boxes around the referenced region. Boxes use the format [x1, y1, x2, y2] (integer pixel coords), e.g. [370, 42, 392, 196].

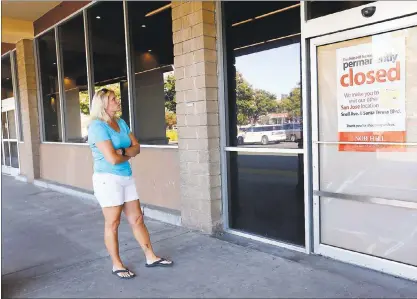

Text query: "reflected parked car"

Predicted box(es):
[237, 127, 247, 145]
[283, 123, 302, 142]
[237, 125, 286, 145]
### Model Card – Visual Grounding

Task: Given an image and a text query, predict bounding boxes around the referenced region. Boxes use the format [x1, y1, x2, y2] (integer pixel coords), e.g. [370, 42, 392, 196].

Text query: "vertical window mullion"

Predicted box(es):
[5, 111, 12, 166]
[1, 139, 5, 166]
[123, 0, 136, 134]
[10, 51, 23, 142]
[34, 39, 46, 142]
[55, 26, 67, 143]
[83, 9, 95, 107]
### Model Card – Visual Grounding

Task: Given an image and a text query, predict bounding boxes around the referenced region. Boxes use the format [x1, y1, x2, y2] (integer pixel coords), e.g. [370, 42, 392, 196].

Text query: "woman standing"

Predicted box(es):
[88, 88, 173, 279]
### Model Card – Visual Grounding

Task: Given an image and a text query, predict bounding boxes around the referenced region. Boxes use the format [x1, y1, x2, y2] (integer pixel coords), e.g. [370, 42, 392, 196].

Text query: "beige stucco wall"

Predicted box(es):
[39, 143, 94, 190]
[1, 17, 34, 44]
[131, 147, 181, 211]
[39, 143, 181, 210]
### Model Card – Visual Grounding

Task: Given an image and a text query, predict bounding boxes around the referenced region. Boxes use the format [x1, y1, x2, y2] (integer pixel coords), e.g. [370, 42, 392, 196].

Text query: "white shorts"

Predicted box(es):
[92, 173, 139, 208]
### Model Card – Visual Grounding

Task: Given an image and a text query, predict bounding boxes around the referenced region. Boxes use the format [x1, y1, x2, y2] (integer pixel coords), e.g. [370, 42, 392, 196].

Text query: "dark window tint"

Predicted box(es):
[60, 13, 89, 143]
[3, 141, 10, 166]
[1, 55, 13, 100]
[88, 1, 130, 126]
[10, 141, 19, 168]
[127, 1, 175, 145]
[228, 152, 305, 245]
[307, 1, 375, 20]
[38, 30, 62, 142]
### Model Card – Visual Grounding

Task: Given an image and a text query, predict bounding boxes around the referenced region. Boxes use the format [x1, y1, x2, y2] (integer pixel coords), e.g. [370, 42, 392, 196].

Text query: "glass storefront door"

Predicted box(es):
[1, 100, 20, 175]
[310, 15, 417, 280]
[1, 53, 20, 176]
[222, 2, 307, 249]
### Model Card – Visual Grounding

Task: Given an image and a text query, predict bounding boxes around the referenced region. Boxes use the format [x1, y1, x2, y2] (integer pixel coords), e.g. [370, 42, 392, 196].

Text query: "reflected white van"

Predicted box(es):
[238, 125, 286, 145]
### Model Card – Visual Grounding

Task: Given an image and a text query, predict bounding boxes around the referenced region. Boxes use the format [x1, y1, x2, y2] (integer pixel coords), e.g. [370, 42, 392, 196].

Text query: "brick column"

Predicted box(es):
[16, 39, 40, 182]
[172, 1, 222, 233]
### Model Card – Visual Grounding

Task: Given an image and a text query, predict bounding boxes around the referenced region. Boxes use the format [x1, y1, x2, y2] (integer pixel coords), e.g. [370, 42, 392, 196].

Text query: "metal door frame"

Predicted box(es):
[216, 1, 311, 254]
[1, 51, 21, 176]
[310, 13, 417, 281]
[1, 98, 20, 176]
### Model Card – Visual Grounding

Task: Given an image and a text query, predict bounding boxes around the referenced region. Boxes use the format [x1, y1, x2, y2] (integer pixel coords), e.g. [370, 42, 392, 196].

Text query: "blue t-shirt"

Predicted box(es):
[88, 118, 132, 177]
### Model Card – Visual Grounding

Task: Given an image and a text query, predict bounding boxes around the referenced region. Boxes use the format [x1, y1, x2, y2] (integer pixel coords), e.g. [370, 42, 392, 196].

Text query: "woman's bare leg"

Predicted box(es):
[102, 205, 134, 277]
[123, 200, 164, 263]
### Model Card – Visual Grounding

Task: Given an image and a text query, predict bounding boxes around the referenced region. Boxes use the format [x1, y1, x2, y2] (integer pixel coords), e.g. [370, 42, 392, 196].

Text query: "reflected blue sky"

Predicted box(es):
[236, 43, 300, 99]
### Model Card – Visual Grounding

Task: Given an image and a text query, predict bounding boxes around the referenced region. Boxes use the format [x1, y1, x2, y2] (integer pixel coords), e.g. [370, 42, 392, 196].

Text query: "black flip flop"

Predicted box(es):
[145, 258, 174, 268]
[112, 268, 136, 279]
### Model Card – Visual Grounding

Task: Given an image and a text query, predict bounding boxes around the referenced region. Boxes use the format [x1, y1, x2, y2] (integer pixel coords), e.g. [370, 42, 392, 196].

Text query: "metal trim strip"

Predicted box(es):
[314, 190, 417, 210]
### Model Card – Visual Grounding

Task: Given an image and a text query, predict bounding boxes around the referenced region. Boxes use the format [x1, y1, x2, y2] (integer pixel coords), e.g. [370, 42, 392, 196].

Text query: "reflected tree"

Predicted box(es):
[164, 74, 176, 113]
[79, 83, 122, 116]
[236, 71, 279, 125]
[277, 83, 301, 119]
[235, 71, 302, 125]
[165, 111, 177, 129]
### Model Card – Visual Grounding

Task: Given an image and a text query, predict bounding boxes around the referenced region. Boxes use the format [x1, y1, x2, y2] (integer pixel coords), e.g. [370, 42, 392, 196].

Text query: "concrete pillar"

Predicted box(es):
[172, 1, 222, 233]
[16, 39, 40, 182]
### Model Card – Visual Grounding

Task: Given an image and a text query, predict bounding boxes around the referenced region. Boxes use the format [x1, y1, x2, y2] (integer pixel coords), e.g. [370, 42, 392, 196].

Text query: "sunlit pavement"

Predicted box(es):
[2, 175, 417, 298]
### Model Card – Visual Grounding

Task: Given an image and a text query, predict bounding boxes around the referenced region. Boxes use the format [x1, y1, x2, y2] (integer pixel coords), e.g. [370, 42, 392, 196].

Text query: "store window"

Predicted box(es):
[88, 1, 130, 127]
[1, 55, 14, 100]
[38, 30, 62, 142]
[127, 1, 176, 145]
[59, 13, 89, 143]
[225, 1, 302, 149]
[11, 51, 23, 142]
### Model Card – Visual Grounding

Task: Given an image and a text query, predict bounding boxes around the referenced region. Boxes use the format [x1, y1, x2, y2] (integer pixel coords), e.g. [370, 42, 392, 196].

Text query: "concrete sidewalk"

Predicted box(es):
[2, 175, 417, 298]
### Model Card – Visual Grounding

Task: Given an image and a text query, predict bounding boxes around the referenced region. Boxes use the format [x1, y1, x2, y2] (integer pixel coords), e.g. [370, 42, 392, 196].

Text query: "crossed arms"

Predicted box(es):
[95, 133, 140, 165]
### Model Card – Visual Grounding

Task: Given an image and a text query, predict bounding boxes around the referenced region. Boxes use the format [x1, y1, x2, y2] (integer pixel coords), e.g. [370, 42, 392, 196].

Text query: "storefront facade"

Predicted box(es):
[2, 1, 417, 281]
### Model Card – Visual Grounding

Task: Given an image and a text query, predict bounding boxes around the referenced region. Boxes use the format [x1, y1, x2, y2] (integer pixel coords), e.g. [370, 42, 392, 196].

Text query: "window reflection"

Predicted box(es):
[128, 1, 176, 145]
[225, 1, 302, 149]
[1, 112, 7, 139]
[88, 1, 130, 126]
[7, 110, 16, 139]
[1, 55, 13, 100]
[1, 143, 4, 165]
[38, 30, 62, 142]
[12, 51, 24, 142]
[60, 13, 89, 143]
[3, 141, 11, 166]
[10, 141, 19, 168]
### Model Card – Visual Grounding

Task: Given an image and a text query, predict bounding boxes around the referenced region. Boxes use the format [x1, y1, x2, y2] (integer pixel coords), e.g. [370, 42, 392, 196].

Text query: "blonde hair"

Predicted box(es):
[88, 88, 117, 124]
